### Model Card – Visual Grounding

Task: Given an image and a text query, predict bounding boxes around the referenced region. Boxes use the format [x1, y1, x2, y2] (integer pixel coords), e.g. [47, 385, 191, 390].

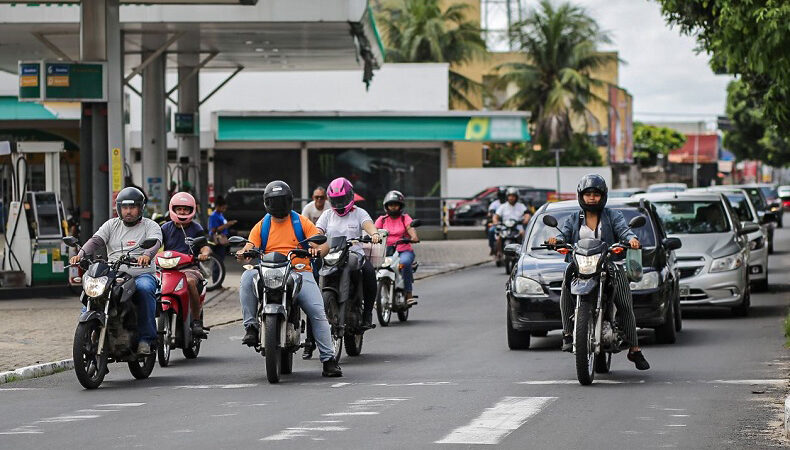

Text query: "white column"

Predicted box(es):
[300, 142, 309, 208]
[141, 35, 167, 216]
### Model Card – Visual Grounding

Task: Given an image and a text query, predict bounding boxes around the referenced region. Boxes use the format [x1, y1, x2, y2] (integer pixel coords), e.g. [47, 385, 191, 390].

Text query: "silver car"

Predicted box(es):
[637, 192, 759, 316]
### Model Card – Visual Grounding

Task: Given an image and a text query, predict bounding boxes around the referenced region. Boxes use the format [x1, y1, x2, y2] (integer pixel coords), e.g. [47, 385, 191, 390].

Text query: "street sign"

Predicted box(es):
[174, 112, 199, 136]
[18, 61, 41, 101]
[43, 61, 107, 101]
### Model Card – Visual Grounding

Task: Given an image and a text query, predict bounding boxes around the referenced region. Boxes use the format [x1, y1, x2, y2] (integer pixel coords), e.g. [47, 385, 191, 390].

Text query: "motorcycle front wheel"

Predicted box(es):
[376, 280, 392, 326]
[73, 320, 108, 389]
[323, 290, 344, 362]
[128, 351, 157, 380]
[396, 291, 409, 322]
[264, 315, 282, 383]
[199, 254, 225, 291]
[344, 332, 363, 357]
[574, 301, 596, 386]
[156, 311, 172, 367]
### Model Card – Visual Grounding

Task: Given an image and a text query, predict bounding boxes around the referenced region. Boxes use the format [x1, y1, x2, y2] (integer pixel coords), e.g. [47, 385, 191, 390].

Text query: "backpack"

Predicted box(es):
[258, 210, 308, 251]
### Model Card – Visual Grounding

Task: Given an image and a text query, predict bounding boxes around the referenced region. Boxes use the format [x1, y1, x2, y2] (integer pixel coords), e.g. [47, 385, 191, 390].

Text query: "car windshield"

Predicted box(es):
[741, 188, 767, 209]
[653, 200, 731, 234]
[724, 193, 754, 222]
[760, 186, 778, 200]
[613, 207, 656, 247]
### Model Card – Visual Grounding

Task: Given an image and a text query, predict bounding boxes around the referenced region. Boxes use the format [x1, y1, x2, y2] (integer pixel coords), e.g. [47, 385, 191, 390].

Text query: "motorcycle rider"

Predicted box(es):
[492, 187, 530, 234]
[546, 174, 649, 370]
[161, 192, 212, 336]
[235, 180, 342, 377]
[316, 177, 382, 329]
[487, 186, 508, 255]
[374, 190, 420, 304]
[69, 187, 163, 356]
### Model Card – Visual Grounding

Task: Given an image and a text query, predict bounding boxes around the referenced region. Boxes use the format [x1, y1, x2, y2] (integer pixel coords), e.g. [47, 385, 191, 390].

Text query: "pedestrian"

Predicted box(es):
[302, 186, 328, 224]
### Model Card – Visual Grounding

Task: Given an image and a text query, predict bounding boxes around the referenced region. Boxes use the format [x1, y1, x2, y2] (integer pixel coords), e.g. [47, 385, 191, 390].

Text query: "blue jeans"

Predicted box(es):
[487, 226, 496, 249]
[399, 250, 415, 293]
[239, 269, 334, 362]
[133, 273, 158, 344]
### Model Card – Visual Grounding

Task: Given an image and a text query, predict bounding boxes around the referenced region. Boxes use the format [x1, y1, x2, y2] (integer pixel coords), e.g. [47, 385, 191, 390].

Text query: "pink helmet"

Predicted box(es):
[169, 192, 196, 225]
[327, 177, 355, 216]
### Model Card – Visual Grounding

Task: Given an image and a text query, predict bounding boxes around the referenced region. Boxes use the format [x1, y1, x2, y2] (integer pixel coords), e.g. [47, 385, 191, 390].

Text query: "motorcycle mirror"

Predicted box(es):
[542, 214, 558, 228]
[190, 236, 208, 248]
[306, 235, 327, 245]
[503, 243, 521, 258]
[139, 237, 160, 249]
[410, 219, 422, 228]
[628, 215, 647, 228]
[63, 236, 79, 248]
[228, 236, 248, 247]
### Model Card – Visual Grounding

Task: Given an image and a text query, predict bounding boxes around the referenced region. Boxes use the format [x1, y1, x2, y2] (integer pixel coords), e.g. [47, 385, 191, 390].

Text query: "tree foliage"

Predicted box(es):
[655, 0, 790, 135]
[375, 0, 488, 109]
[486, 133, 602, 167]
[633, 122, 686, 166]
[496, 0, 617, 149]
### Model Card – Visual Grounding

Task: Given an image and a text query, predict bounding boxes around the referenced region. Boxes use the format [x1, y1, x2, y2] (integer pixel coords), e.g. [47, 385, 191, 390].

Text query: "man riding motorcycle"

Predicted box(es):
[487, 186, 508, 255]
[161, 192, 212, 336]
[492, 187, 530, 235]
[375, 190, 420, 304]
[69, 187, 163, 356]
[316, 177, 382, 329]
[235, 180, 342, 377]
[546, 174, 649, 370]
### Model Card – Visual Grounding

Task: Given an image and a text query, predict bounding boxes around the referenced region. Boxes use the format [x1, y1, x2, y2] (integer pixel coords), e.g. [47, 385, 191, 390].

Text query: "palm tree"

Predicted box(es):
[376, 0, 488, 109]
[497, 0, 617, 148]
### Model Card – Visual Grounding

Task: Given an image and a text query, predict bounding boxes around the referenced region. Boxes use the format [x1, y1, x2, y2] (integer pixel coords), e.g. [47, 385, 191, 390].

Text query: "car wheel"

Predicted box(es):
[731, 287, 751, 317]
[506, 307, 530, 350]
[673, 296, 682, 332]
[752, 278, 769, 292]
[654, 299, 676, 344]
[769, 230, 775, 254]
[530, 330, 548, 337]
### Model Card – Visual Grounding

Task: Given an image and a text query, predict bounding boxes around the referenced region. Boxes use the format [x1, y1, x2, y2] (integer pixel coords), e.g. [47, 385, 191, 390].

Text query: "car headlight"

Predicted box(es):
[263, 267, 287, 290]
[710, 251, 745, 273]
[83, 275, 109, 297]
[750, 236, 765, 250]
[575, 254, 601, 275]
[156, 256, 181, 269]
[630, 271, 659, 290]
[513, 276, 546, 296]
[381, 257, 393, 268]
[324, 251, 342, 266]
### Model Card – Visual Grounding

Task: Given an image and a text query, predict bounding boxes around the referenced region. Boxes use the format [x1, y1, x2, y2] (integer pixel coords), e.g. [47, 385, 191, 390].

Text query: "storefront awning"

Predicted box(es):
[215, 111, 532, 142]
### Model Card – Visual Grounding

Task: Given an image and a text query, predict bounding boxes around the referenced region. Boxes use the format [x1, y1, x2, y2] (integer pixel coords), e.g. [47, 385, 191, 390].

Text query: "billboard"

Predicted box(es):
[607, 86, 633, 164]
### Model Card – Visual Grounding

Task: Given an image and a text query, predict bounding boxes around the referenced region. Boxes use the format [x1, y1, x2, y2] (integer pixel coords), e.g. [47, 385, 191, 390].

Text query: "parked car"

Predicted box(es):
[778, 185, 790, 211]
[504, 198, 682, 350]
[639, 192, 757, 317]
[753, 184, 784, 228]
[449, 186, 552, 225]
[609, 188, 646, 198]
[728, 185, 779, 251]
[647, 183, 687, 193]
[688, 187, 769, 291]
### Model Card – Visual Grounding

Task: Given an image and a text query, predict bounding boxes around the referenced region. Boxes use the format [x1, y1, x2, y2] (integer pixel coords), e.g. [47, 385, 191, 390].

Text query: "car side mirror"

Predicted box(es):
[63, 236, 79, 248]
[662, 237, 682, 251]
[307, 235, 327, 245]
[542, 215, 558, 228]
[139, 237, 160, 249]
[738, 222, 760, 235]
[629, 215, 647, 228]
[504, 243, 521, 258]
[410, 219, 422, 228]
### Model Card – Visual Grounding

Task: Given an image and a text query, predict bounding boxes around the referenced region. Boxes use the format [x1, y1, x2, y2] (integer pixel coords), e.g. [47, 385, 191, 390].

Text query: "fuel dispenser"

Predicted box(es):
[1, 142, 69, 287]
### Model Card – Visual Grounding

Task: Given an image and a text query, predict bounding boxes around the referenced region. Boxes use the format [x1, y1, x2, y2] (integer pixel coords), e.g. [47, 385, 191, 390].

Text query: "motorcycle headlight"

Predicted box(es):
[575, 254, 601, 275]
[629, 271, 659, 291]
[263, 267, 287, 290]
[381, 257, 393, 268]
[156, 256, 181, 269]
[513, 276, 546, 296]
[504, 219, 517, 228]
[750, 236, 764, 250]
[83, 275, 109, 298]
[710, 251, 745, 273]
[324, 251, 342, 266]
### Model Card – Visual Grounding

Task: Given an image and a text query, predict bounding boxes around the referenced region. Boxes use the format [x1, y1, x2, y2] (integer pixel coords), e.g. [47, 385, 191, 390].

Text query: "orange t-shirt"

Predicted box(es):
[248, 214, 319, 272]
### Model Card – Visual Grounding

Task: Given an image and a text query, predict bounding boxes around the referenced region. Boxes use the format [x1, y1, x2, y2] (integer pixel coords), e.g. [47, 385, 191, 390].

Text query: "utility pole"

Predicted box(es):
[554, 148, 563, 200]
[692, 120, 701, 187]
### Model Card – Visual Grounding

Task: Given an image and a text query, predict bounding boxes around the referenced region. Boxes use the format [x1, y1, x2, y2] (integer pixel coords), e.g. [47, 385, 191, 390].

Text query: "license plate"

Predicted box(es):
[679, 286, 690, 297]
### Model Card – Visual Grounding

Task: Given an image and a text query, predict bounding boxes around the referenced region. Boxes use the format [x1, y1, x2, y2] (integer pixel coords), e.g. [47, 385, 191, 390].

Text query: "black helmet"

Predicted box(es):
[505, 187, 519, 202]
[264, 180, 293, 219]
[383, 190, 405, 217]
[497, 186, 507, 203]
[577, 174, 608, 213]
[115, 187, 146, 226]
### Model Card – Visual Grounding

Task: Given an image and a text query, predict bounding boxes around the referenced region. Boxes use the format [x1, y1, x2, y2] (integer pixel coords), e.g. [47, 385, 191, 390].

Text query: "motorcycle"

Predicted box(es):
[63, 236, 160, 389]
[320, 235, 375, 362]
[375, 220, 422, 326]
[228, 234, 327, 384]
[154, 236, 210, 367]
[495, 219, 522, 274]
[539, 214, 646, 386]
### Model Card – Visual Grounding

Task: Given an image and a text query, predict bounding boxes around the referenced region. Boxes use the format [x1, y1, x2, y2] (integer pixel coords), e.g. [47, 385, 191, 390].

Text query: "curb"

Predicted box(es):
[0, 359, 74, 385]
[785, 395, 790, 439]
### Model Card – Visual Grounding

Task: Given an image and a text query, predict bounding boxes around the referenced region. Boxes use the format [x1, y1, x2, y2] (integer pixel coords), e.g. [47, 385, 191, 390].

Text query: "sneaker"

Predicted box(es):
[561, 335, 573, 353]
[322, 358, 343, 377]
[302, 341, 315, 360]
[137, 341, 152, 356]
[627, 350, 650, 370]
[242, 325, 259, 347]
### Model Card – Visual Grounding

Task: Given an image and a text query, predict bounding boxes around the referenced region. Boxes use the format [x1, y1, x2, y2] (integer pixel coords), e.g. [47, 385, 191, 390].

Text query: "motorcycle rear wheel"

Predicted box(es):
[281, 350, 294, 375]
[156, 311, 172, 367]
[376, 281, 392, 327]
[574, 301, 596, 386]
[182, 311, 203, 359]
[128, 351, 157, 380]
[264, 315, 282, 383]
[73, 321, 108, 389]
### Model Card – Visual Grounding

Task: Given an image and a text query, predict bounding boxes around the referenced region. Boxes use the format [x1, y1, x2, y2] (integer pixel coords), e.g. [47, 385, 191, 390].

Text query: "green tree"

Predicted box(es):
[496, 0, 617, 150]
[655, 0, 790, 135]
[633, 122, 686, 166]
[375, 0, 488, 109]
[486, 133, 602, 167]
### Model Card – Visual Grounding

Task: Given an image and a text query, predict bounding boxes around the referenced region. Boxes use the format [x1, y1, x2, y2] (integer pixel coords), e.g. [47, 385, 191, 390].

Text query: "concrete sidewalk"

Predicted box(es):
[0, 239, 489, 373]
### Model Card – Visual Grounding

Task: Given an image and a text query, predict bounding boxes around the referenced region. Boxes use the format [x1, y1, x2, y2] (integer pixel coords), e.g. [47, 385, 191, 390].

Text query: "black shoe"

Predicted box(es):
[628, 350, 650, 370]
[561, 335, 573, 353]
[322, 358, 343, 377]
[191, 320, 206, 337]
[242, 325, 258, 347]
[302, 341, 315, 360]
[362, 311, 376, 330]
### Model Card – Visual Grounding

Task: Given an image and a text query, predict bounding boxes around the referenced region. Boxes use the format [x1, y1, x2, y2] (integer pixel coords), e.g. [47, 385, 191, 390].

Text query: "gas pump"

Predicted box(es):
[0, 142, 69, 287]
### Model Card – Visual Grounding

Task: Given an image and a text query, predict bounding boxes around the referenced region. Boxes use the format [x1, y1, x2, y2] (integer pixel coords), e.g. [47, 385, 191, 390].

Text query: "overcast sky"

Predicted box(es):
[490, 0, 734, 122]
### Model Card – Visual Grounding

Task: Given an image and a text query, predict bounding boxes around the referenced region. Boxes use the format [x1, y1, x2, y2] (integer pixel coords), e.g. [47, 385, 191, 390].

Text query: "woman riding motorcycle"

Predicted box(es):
[547, 174, 649, 370]
[315, 177, 382, 328]
[374, 190, 420, 304]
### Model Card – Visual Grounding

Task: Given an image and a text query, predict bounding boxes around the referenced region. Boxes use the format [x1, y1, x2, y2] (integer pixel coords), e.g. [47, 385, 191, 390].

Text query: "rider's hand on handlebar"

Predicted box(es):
[546, 236, 558, 246]
[69, 255, 81, 265]
[372, 233, 382, 244]
[235, 250, 250, 262]
[137, 255, 151, 266]
[629, 237, 640, 249]
[308, 247, 322, 257]
[197, 253, 209, 261]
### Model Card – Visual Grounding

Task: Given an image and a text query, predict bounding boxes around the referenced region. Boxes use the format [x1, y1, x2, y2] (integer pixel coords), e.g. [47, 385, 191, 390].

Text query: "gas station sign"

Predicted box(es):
[18, 62, 41, 101]
[17, 60, 107, 102]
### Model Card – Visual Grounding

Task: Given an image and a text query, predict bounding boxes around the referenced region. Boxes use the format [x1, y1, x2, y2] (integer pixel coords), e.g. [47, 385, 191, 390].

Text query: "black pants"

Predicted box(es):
[345, 253, 377, 319]
[560, 262, 639, 346]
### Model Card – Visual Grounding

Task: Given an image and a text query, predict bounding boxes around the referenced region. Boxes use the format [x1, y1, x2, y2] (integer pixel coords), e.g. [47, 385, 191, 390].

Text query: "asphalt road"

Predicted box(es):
[1, 231, 788, 449]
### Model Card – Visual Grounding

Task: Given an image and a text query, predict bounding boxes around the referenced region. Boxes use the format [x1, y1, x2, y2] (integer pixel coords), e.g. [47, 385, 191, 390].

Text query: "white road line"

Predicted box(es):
[0, 426, 43, 435]
[286, 427, 349, 432]
[38, 415, 101, 423]
[322, 412, 379, 416]
[95, 403, 145, 407]
[706, 379, 786, 385]
[436, 396, 556, 445]
[331, 382, 351, 388]
[517, 380, 631, 385]
[171, 384, 257, 389]
[372, 381, 456, 386]
[0, 388, 41, 391]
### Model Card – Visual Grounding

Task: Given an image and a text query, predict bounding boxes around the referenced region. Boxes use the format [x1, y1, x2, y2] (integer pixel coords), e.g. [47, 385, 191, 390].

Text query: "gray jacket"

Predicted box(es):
[556, 208, 637, 248]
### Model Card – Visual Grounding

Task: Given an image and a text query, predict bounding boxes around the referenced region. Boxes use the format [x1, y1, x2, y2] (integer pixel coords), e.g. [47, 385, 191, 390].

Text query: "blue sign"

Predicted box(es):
[21, 65, 39, 75]
[47, 64, 70, 75]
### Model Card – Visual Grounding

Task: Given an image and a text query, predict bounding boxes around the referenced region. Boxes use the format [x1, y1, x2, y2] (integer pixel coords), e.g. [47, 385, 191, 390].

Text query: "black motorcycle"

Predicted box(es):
[63, 236, 160, 389]
[496, 219, 522, 274]
[539, 214, 646, 386]
[320, 235, 374, 362]
[228, 234, 327, 383]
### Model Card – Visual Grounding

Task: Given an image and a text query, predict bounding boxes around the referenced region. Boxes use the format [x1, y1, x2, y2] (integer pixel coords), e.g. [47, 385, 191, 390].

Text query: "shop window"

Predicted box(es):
[213, 149, 300, 197]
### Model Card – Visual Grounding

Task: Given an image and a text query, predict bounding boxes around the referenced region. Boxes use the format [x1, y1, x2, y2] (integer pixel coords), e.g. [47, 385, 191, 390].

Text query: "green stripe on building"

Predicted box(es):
[0, 96, 57, 120]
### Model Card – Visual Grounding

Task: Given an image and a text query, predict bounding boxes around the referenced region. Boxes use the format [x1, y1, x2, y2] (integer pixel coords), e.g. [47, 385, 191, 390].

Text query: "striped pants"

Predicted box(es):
[560, 262, 639, 347]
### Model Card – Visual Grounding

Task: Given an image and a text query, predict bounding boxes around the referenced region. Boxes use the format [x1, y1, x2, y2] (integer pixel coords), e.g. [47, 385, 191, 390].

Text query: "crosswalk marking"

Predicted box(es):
[436, 397, 556, 445]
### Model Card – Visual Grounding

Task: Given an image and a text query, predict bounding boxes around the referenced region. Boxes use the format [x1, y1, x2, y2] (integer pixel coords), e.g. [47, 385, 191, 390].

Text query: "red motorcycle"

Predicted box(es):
[155, 236, 209, 367]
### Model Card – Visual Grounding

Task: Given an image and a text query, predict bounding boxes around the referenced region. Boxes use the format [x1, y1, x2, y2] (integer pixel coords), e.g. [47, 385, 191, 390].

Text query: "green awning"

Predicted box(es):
[0, 96, 57, 120]
[216, 114, 531, 142]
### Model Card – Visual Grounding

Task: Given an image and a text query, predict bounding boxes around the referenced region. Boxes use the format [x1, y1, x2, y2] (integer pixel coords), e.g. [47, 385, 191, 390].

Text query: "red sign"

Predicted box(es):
[668, 134, 718, 164]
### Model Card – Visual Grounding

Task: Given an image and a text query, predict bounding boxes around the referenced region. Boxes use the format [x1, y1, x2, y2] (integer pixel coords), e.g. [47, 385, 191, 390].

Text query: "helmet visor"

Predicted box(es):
[265, 196, 291, 218]
[329, 192, 354, 212]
